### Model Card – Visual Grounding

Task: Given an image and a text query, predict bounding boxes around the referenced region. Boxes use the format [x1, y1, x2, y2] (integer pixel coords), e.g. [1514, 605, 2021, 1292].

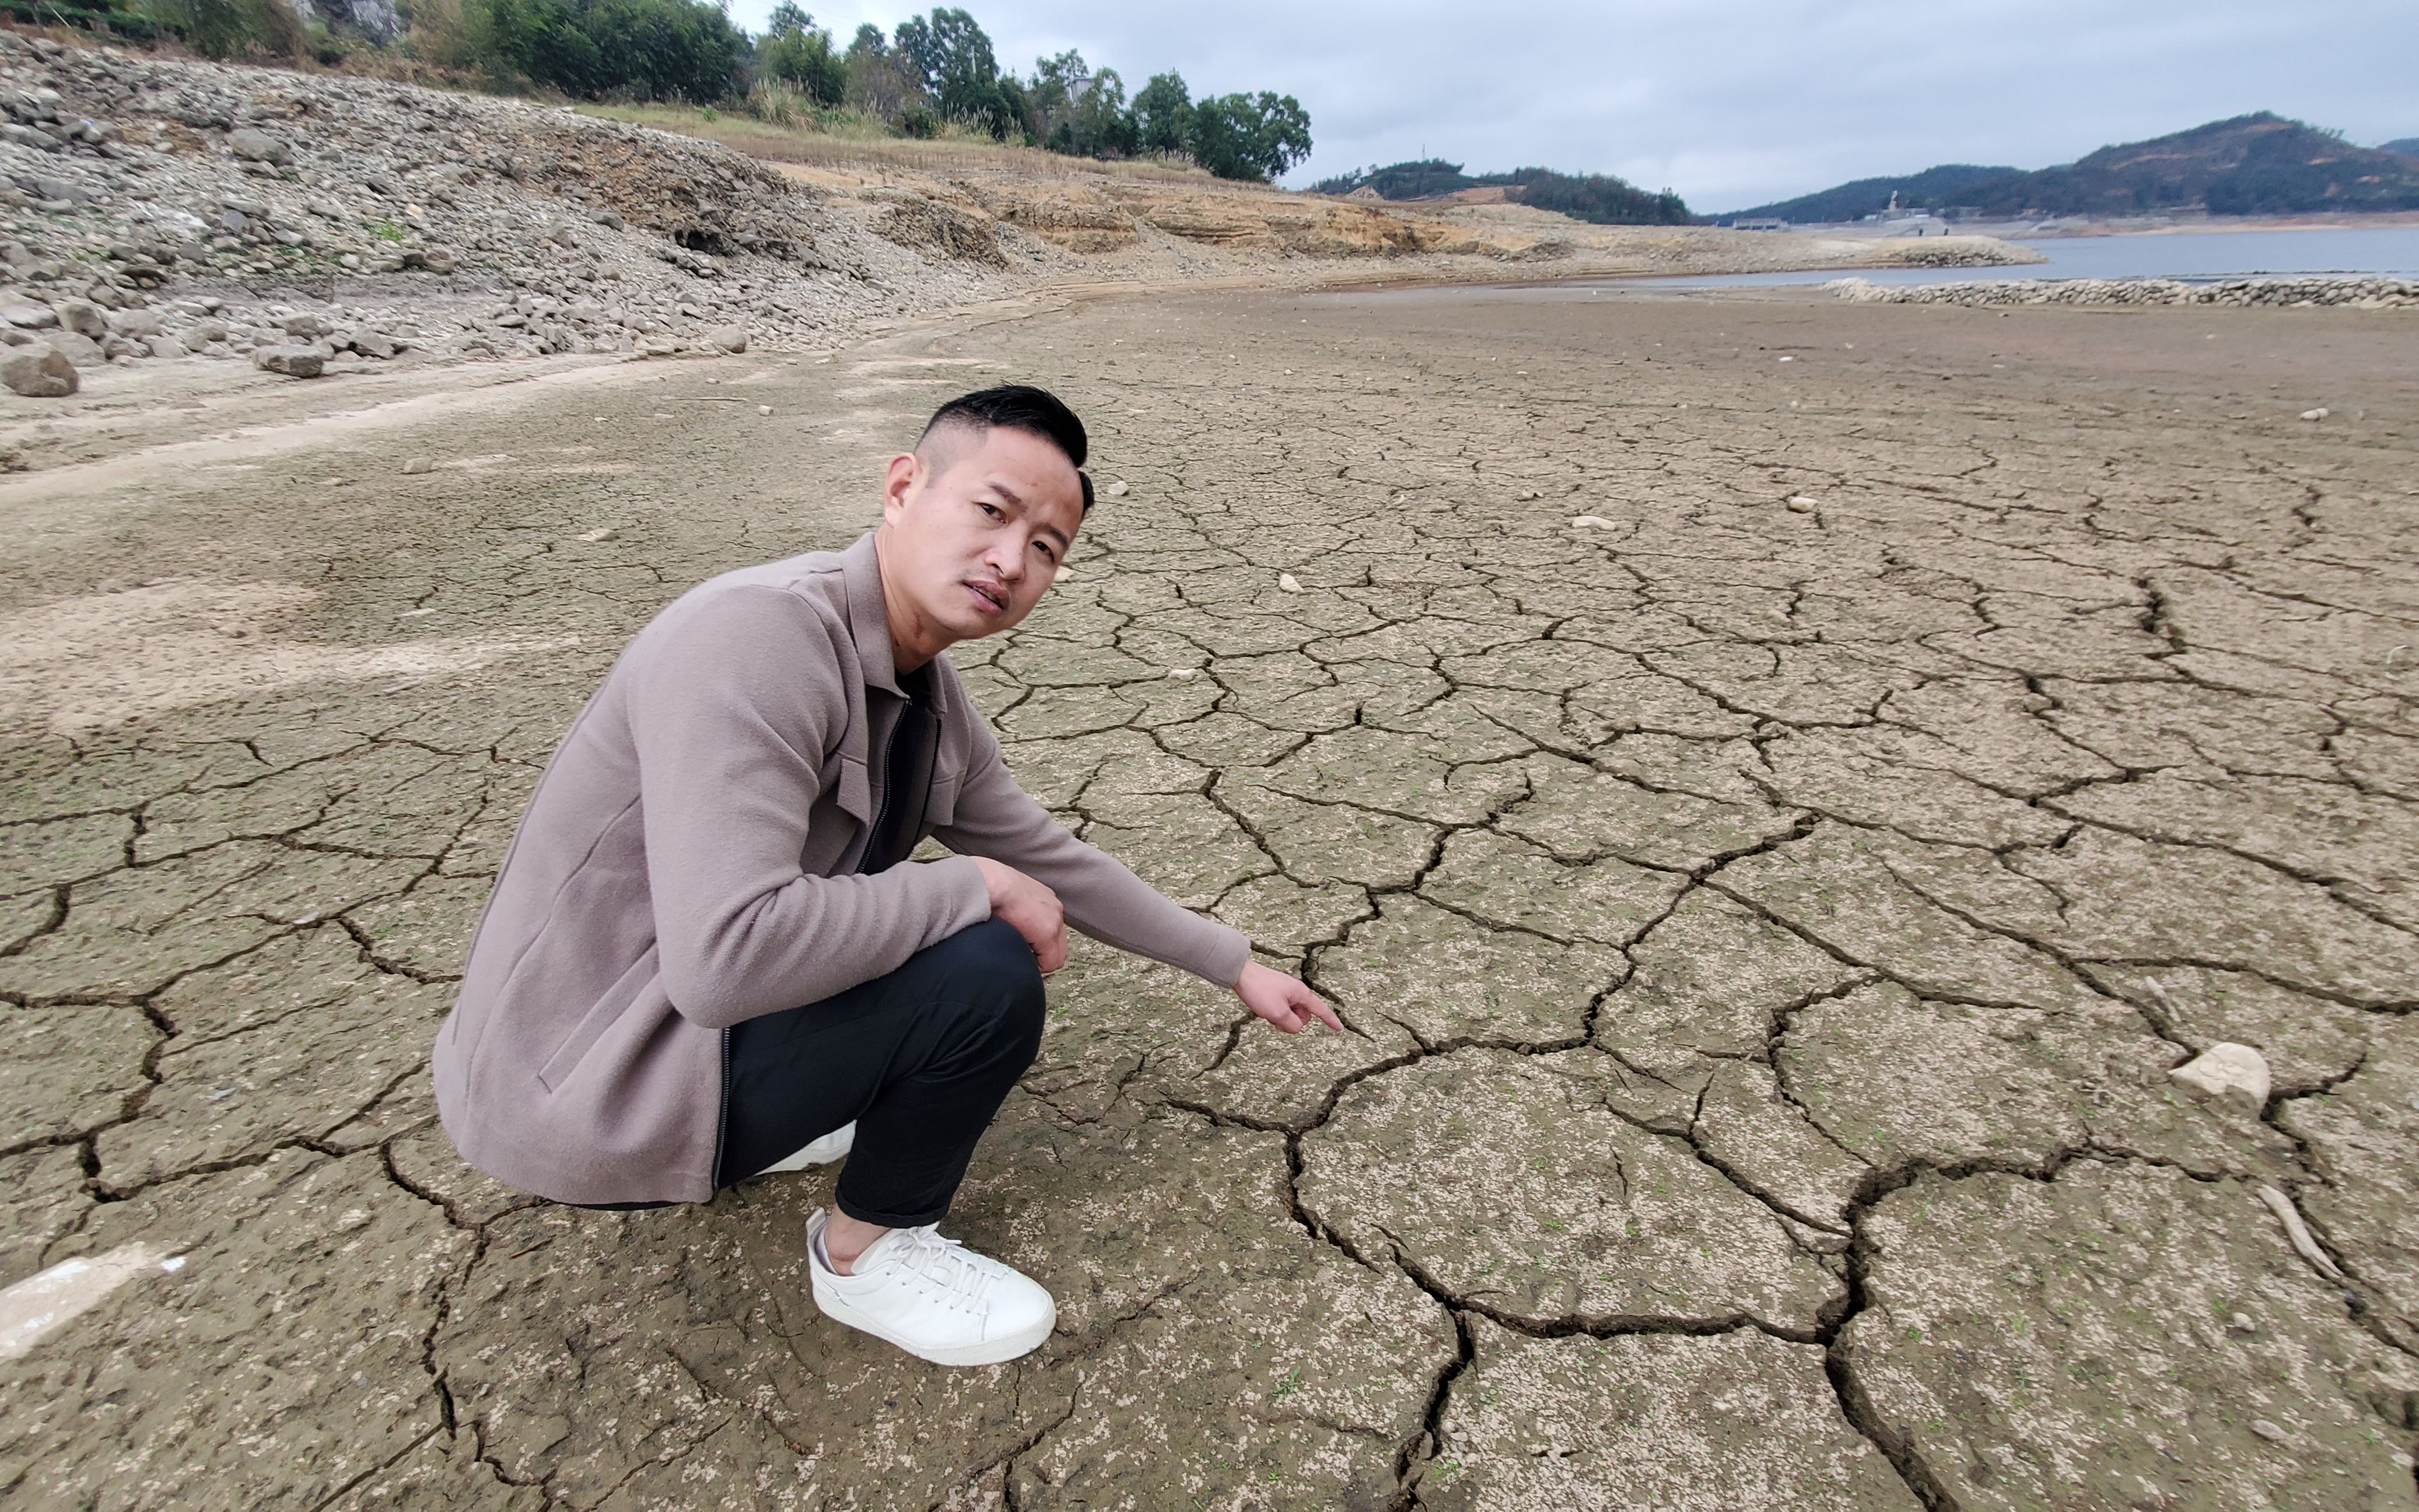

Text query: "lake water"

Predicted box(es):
[1621, 224, 2419, 289]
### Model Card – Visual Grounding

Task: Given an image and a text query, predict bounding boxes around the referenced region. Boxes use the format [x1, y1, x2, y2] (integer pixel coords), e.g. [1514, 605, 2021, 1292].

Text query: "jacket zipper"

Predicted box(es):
[711, 1024, 733, 1189]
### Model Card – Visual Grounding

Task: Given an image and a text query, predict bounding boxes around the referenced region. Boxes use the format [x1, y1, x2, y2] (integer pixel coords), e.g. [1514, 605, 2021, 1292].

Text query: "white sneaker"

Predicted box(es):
[806, 1208, 1056, 1367]
[761, 1121, 855, 1174]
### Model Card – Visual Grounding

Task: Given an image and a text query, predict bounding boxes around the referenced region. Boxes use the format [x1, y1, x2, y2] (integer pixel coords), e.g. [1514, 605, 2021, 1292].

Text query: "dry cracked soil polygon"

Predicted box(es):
[2, 285, 2417, 1509]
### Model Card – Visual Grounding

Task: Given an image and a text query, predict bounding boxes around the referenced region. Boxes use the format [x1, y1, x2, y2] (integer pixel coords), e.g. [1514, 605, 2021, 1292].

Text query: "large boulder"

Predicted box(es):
[3, 344, 77, 396]
[253, 345, 325, 378]
[47, 330, 103, 368]
[706, 324, 747, 353]
[55, 300, 106, 339]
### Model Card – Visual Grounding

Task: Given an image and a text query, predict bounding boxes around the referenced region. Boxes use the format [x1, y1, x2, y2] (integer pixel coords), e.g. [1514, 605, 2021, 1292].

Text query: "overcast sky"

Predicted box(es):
[733, 1, 2418, 212]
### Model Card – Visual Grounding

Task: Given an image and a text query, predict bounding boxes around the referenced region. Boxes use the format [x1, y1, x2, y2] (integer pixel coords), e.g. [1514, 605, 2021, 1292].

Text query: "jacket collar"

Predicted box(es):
[839, 530, 958, 724]
[840, 531, 900, 697]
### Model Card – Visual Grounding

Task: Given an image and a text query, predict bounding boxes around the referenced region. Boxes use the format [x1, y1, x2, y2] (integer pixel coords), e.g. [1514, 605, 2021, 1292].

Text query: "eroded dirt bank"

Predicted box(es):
[2, 285, 2417, 1509]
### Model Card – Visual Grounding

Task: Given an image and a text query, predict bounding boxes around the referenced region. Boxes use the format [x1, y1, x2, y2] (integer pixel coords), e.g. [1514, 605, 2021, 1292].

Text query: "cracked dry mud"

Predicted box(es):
[3, 282, 2417, 1510]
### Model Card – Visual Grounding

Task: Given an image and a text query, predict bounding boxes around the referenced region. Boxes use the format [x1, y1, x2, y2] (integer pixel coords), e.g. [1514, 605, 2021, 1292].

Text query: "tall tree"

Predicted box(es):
[1132, 70, 1192, 158]
[1188, 91, 1311, 181]
[757, 5, 844, 104]
[893, 7, 1013, 135]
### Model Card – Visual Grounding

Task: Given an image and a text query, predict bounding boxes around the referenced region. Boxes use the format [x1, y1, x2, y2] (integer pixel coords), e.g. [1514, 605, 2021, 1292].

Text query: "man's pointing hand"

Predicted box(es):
[1235, 960, 1342, 1034]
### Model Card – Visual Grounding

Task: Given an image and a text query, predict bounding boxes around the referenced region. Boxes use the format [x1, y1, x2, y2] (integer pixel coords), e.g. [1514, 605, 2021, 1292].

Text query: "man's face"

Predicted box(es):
[877, 422, 1083, 655]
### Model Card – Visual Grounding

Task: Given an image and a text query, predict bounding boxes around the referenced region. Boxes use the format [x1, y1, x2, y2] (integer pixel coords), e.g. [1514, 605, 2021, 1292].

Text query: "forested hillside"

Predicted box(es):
[1733, 113, 2419, 219]
[1311, 159, 1692, 226]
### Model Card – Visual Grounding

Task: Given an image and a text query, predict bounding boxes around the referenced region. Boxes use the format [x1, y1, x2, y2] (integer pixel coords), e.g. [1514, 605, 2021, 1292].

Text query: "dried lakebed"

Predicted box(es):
[2, 285, 2416, 1510]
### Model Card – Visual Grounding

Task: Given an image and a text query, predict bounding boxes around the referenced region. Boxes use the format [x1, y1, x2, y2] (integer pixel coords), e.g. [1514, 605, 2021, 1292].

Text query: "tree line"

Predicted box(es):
[80, 0, 1312, 181]
[1313, 159, 1695, 225]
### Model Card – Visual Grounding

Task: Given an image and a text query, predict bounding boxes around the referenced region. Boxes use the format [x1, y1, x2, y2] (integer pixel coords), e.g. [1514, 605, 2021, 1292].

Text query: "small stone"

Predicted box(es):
[757, 404, 772, 415]
[1, 344, 76, 396]
[1168, 668, 1198, 681]
[2299, 407, 2328, 421]
[180, 320, 228, 352]
[253, 346, 325, 378]
[706, 324, 747, 354]
[577, 526, 618, 542]
[1105, 479, 1130, 498]
[2249, 1419, 2287, 1443]
[2167, 1042, 2269, 1115]
[2228, 1311, 2255, 1332]
[1569, 514, 1615, 529]
[1277, 573, 1304, 594]
[225, 127, 291, 165]
[1787, 495, 1819, 511]
[401, 457, 435, 475]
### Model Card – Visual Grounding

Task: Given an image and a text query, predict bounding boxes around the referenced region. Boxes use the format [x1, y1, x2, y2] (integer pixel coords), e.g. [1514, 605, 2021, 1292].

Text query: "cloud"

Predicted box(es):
[750, 1, 2419, 211]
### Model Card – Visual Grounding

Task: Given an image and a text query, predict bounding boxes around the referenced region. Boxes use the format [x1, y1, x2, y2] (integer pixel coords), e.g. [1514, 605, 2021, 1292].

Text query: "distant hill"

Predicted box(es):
[1729, 113, 2419, 220]
[1311, 159, 1693, 225]
[2383, 138, 2419, 159]
[1727, 163, 2018, 224]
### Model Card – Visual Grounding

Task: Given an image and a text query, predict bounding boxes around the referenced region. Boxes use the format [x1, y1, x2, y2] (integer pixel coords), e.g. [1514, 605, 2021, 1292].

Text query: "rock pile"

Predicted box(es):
[1828, 274, 2419, 309]
[0, 29, 1013, 387]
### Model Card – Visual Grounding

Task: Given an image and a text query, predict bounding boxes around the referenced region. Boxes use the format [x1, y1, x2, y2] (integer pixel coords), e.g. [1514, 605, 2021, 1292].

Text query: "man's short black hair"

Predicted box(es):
[919, 384, 1087, 470]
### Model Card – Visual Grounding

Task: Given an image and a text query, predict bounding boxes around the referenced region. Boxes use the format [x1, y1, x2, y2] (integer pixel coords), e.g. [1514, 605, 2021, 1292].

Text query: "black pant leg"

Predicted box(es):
[717, 917, 1046, 1228]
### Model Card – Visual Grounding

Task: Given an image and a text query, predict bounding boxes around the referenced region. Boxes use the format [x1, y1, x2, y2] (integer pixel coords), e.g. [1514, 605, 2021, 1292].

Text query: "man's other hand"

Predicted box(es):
[971, 858, 1069, 972]
[1235, 961, 1342, 1034]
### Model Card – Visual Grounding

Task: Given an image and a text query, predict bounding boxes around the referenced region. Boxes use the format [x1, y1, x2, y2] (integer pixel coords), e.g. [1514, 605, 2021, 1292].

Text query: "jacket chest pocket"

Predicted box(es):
[923, 762, 962, 832]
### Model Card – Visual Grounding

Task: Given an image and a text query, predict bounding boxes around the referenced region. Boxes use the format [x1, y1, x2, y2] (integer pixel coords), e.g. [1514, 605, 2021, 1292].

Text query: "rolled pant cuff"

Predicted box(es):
[834, 1194, 948, 1228]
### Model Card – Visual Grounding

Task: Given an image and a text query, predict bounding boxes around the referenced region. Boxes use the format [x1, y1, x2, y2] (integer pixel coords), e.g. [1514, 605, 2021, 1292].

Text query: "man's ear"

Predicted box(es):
[880, 452, 921, 527]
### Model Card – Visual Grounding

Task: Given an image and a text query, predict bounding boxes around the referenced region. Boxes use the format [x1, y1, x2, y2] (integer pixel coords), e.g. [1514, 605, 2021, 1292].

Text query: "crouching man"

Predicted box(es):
[431, 386, 1336, 1367]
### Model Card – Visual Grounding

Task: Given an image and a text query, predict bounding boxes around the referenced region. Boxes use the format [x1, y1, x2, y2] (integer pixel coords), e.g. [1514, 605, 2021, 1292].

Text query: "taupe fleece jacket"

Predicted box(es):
[432, 531, 1251, 1205]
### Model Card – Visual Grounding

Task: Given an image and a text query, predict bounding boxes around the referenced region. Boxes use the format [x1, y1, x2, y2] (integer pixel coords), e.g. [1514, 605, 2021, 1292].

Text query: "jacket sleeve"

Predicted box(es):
[624, 584, 991, 1029]
[935, 722, 1254, 988]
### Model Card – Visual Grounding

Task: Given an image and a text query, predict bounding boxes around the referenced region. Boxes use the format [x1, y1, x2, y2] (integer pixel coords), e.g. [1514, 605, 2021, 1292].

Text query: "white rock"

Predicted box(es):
[1569, 514, 1614, 529]
[1167, 667, 1198, 681]
[2167, 1042, 2269, 1114]
[401, 457, 434, 475]
[0, 1244, 180, 1363]
[2299, 407, 2329, 421]
[1787, 495, 1820, 512]
[1104, 479, 1130, 498]
[577, 526, 618, 542]
[1276, 573, 1304, 594]
[757, 404, 772, 415]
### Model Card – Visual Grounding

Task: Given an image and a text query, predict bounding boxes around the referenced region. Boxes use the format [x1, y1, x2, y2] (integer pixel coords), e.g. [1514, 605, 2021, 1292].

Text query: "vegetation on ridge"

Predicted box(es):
[1311, 159, 1693, 226]
[43, 0, 1313, 181]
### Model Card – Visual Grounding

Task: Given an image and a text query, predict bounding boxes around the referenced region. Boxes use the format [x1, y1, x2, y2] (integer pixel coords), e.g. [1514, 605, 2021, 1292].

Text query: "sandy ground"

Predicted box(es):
[2, 279, 2417, 1510]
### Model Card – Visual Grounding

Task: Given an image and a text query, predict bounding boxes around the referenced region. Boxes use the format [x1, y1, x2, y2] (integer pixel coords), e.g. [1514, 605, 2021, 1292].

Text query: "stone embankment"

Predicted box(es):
[1830, 274, 2419, 309]
[0, 29, 1030, 395]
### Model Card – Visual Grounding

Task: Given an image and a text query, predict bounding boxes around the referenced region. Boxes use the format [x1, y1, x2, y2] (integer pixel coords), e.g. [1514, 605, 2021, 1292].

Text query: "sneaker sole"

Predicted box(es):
[810, 1273, 1055, 1367]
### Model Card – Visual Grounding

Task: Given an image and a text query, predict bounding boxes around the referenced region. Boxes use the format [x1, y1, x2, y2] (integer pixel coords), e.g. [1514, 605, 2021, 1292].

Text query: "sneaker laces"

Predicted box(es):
[879, 1226, 1008, 1311]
